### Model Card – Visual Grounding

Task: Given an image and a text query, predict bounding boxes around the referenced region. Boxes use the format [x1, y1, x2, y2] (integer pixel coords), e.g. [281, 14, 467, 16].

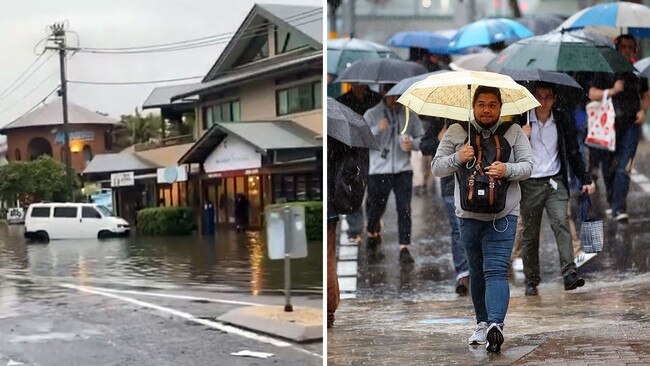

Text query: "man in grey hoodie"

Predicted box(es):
[432, 86, 533, 353]
[363, 89, 424, 265]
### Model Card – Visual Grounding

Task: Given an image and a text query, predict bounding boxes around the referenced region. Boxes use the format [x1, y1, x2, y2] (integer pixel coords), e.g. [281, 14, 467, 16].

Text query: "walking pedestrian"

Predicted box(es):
[587, 34, 650, 222]
[431, 86, 533, 352]
[364, 86, 424, 266]
[516, 82, 594, 296]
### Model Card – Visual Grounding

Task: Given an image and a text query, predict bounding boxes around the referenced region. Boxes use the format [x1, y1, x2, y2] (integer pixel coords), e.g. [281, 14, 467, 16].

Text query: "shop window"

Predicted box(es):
[276, 81, 322, 116]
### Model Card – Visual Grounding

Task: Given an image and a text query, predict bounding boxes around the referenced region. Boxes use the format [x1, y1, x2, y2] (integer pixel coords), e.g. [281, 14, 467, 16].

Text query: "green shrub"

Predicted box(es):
[137, 206, 195, 236]
[265, 201, 322, 241]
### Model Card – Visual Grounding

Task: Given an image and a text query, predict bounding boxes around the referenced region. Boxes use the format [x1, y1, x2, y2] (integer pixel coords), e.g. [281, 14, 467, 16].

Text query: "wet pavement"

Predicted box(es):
[0, 226, 323, 365]
[328, 141, 650, 365]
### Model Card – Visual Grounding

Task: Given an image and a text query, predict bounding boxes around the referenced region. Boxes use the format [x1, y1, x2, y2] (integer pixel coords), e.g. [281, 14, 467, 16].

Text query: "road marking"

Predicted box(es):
[75, 286, 265, 307]
[337, 216, 359, 299]
[59, 284, 322, 359]
[631, 168, 650, 193]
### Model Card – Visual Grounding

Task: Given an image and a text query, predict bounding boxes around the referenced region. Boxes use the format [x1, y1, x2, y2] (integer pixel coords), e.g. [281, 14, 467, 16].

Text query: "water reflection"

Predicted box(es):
[0, 225, 322, 299]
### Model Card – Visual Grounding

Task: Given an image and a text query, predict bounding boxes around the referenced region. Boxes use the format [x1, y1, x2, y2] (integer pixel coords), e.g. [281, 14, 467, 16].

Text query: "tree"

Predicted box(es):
[508, 0, 521, 18]
[121, 108, 162, 145]
[0, 156, 78, 204]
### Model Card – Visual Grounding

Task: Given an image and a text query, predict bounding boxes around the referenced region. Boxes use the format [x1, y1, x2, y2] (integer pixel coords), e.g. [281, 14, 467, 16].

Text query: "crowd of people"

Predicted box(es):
[328, 34, 649, 352]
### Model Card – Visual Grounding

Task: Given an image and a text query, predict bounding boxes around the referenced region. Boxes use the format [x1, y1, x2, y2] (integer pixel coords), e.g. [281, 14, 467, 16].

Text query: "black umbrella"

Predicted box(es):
[327, 98, 379, 150]
[386, 70, 450, 96]
[499, 68, 582, 89]
[334, 58, 428, 84]
[515, 14, 564, 35]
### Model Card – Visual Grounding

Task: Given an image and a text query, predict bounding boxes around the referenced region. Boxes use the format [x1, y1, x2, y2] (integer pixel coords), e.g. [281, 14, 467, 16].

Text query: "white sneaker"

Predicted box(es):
[512, 257, 523, 272]
[468, 321, 487, 345]
[574, 251, 597, 268]
[605, 208, 613, 217]
[486, 323, 504, 353]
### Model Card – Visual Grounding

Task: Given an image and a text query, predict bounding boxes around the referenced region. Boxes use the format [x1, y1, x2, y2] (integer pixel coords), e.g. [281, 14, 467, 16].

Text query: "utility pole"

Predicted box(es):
[342, 0, 355, 38]
[46, 23, 74, 199]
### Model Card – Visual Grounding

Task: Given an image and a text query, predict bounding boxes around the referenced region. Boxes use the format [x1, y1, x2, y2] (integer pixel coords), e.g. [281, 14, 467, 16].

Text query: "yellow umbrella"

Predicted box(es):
[397, 70, 540, 124]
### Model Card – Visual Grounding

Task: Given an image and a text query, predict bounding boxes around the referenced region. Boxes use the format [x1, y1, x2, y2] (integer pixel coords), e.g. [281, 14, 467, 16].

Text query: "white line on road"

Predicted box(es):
[631, 168, 650, 193]
[59, 284, 322, 359]
[76, 286, 265, 307]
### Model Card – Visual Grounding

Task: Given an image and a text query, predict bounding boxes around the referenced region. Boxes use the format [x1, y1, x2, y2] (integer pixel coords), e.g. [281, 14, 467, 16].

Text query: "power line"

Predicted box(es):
[2, 85, 60, 126]
[0, 71, 59, 119]
[68, 75, 203, 85]
[0, 52, 52, 101]
[80, 8, 321, 52]
[77, 13, 322, 54]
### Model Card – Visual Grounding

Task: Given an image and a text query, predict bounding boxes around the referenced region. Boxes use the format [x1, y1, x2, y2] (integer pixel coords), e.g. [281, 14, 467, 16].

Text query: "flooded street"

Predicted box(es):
[0, 226, 323, 365]
[328, 142, 650, 365]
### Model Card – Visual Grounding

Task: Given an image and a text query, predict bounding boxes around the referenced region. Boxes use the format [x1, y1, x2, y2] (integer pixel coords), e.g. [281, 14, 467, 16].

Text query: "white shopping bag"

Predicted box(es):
[585, 89, 616, 152]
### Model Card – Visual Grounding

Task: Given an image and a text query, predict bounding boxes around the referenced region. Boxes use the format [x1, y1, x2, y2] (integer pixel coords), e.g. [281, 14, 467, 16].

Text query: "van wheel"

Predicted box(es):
[36, 231, 50, 243]
[98, 230, 111, 239]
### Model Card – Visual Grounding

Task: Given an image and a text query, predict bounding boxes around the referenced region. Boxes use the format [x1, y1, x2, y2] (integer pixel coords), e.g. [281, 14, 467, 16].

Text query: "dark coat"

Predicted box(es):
[419, 117, 455, 197]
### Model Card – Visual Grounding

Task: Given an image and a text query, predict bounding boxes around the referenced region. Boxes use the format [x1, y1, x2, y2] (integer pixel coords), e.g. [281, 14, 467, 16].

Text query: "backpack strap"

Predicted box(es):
[459, 121, 480, 137]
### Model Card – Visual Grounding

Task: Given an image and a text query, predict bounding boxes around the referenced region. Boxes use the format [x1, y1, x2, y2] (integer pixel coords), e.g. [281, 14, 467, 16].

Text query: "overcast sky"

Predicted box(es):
[0, 0, 322, 127]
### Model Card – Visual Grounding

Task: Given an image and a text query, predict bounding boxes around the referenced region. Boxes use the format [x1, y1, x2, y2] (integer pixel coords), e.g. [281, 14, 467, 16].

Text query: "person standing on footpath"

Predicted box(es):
[516, 82, 594, 296]
[432, 86, 532, 352]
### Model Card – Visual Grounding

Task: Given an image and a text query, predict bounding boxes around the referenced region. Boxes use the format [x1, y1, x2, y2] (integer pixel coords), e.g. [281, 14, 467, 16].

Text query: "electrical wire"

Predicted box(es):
[68, 75, 204, 85]
[0, 71, 59, 119]
[79, 8, 321, 52]
[0, 52, 56, 102]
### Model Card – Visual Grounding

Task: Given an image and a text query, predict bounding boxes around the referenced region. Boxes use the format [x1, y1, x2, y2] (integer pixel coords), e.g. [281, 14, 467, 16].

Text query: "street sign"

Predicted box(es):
[265, 206, 308, 260]
[110, 172, 134, 187]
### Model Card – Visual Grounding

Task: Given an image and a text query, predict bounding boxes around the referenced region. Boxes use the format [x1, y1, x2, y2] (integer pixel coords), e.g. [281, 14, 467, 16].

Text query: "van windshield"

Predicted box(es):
[97, 205, 114, 217]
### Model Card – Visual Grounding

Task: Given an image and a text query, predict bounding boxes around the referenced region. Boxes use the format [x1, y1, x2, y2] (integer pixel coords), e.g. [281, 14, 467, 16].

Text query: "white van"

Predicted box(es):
[24, 202, 130, 241]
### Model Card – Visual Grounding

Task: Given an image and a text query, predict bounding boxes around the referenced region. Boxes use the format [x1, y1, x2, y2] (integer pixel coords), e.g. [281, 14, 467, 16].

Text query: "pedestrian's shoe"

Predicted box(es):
[399, 247, 414, 267]
[511, 257, 524, 272]
[366, 235, 381, 251]
[574, 251, 597, 268]
[327, 313, 334, 329]
[605, 208, 613, 218]
[563, 272, 585, 290]
[455, 276, 470, 296]
[468, 321, 487, 345]
[525, 284, 538, 296]
[485, 323, 504, 353]
[614, 210, 629, 222]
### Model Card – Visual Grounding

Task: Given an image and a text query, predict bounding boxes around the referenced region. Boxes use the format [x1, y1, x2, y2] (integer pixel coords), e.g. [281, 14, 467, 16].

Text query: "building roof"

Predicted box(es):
[83, 152, 157, 175]
[142, 83, 200, 110]
[171, 51, 321, 101]
[0, 102, 120, 133]
[179, 120, 322, 165]
[202, 3, 322, 82]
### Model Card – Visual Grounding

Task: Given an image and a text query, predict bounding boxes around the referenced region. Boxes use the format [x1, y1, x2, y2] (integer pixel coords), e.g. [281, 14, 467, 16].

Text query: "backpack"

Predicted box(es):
[328, 137, 369, 215]
[456, 121, 515, 214]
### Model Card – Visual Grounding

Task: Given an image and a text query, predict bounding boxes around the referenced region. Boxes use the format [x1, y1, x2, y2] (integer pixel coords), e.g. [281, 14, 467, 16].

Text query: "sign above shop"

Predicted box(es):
[111, 172, 134, 187]
[54, 130, 95, 144]
[157, 165, 188, 184]
[204, 135, 261, 173]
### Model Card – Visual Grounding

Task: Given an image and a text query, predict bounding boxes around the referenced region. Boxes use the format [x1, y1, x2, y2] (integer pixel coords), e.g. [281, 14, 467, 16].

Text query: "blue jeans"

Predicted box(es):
[443, 196, 468, 279]
[459, 215, 516, 325]
[591, 125, 640, 214]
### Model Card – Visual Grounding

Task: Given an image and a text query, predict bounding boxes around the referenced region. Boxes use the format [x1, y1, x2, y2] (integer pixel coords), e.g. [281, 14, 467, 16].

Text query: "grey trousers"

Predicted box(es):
[520, 174, 577, 286]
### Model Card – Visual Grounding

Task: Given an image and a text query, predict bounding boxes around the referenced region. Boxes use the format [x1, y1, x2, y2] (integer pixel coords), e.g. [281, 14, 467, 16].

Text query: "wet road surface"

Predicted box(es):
[329, 141, 650, 365]
[0, 227, 323, 365]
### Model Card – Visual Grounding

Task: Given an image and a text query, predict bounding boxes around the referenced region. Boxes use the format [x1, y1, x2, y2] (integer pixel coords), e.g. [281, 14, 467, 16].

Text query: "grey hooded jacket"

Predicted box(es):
[431, 119, 533, 221]
[363, 101, 424, 175]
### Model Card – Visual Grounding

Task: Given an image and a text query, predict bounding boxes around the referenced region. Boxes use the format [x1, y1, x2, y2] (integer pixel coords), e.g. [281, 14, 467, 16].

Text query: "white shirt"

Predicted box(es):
[529, 110, 561, 178]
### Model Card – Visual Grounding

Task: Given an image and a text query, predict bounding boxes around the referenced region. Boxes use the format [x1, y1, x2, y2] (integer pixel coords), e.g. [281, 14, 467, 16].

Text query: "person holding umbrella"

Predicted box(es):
[515, 82, 594, 296]
[327, 98, 379, 328]
[364, 85, 424, 266]
[588, 34, 650, 222]
[413, 74, 535, 352]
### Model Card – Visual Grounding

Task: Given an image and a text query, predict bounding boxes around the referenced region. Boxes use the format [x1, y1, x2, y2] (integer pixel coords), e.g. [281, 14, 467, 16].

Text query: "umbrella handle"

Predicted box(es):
[401, 107, 409, 135]
[466, 84, 476, 169]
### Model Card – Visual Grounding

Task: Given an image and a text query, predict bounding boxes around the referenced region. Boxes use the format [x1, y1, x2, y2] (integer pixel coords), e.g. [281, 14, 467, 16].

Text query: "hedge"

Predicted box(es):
[265, 201, 322, 241]
[137, 206, 195, 236]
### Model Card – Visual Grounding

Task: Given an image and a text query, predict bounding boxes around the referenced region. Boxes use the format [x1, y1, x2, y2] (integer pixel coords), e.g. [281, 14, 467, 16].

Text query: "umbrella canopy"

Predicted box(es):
[327, 38, 400, 75]
[334, 58, 428, 84]
[448, 18, 534, 51]
[449, 52, 497, 71]
[397, 70, 540, 122]
[386, 70, 450, 96]
[485, 31, 635, 73]
[327, 97, 379, 150]
[634, 57, 650, 78]
[498, 68, 582, 89]
[558, 1, 650, 38]
[516, 14, 565, 36]
[385, 30, 463, 54]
